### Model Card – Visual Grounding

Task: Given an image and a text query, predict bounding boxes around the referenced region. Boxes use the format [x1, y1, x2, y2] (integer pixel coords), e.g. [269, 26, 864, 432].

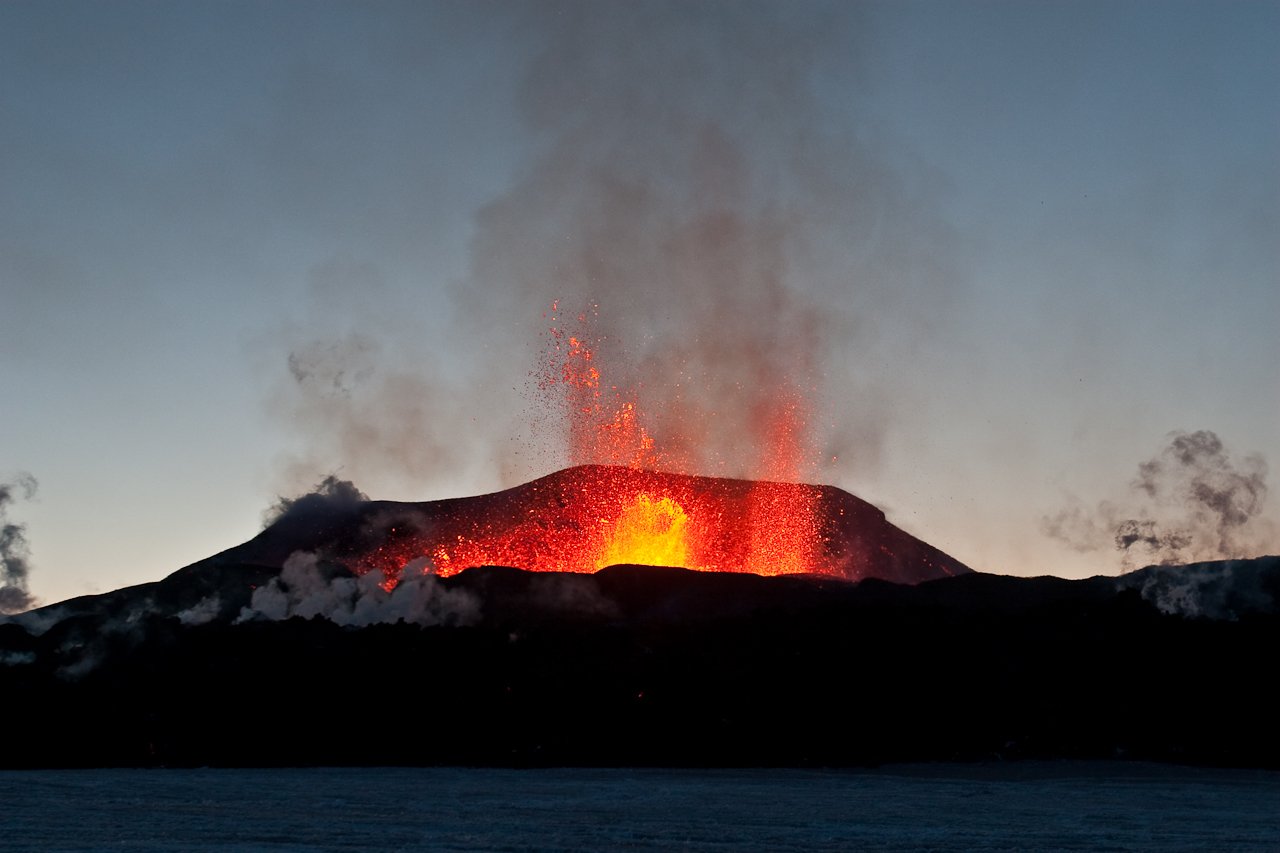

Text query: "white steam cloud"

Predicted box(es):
[238, 551, 480, 628]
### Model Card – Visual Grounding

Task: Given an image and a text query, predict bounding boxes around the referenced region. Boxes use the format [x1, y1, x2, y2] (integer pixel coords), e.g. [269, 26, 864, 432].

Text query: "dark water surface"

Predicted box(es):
[2, 763, 1277, 851]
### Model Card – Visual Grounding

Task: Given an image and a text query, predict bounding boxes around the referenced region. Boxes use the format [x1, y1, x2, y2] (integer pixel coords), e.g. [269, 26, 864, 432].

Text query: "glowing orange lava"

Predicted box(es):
[539, 304, 664, 470]
[356, 466, 834, 584]
[598, 492, 690, 569]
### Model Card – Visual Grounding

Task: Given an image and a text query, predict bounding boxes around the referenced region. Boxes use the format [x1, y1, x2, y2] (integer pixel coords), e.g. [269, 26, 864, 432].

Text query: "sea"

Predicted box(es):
[1, 763, 1276, 851]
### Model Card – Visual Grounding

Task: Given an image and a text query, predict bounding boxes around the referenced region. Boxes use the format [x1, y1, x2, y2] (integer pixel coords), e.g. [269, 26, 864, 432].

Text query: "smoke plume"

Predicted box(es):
[270, 1, 958, 496]
[1043, 430, 1273, 570]
[263, 473, 368, 528]
[0, 473, 38, 614]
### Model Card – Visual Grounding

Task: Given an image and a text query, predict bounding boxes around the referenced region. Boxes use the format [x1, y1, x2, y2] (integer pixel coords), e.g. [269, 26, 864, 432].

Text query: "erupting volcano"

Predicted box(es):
[286, 304, 968, 586]
[4, 289, 1274, 770]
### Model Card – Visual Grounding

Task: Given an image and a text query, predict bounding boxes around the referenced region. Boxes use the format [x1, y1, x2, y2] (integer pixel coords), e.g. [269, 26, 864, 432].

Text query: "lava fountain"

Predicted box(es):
[320, 304, 969, 586]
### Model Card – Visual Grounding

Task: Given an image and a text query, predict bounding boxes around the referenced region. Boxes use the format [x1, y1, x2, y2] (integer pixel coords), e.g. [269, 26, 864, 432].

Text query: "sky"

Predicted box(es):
[2, 0, 1277, 607]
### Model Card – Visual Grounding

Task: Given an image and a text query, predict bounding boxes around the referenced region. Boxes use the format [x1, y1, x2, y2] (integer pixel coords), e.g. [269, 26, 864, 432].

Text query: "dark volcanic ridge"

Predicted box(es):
[1, 467, 1276, 768]
[0, 556, 1276, 769]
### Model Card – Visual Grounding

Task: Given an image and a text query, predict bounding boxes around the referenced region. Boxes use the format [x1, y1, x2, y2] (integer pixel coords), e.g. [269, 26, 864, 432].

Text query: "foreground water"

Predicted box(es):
[2, 763, 1277, 851]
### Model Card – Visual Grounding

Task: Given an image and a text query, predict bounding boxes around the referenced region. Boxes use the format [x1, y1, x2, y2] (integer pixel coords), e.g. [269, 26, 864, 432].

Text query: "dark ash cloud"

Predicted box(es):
[263, 474, 368, 528]
[1044, 430, 1273, 571]
[0, 473, 38, 614]
[1130, 430, 1267, 552]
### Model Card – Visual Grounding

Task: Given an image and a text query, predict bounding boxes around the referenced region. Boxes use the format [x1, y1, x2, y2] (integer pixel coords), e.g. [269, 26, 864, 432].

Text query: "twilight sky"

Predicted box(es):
[2, 0, 1277, 607]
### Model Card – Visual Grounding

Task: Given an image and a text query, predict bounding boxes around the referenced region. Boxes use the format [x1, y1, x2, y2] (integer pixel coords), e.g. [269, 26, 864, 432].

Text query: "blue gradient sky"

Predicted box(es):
[3, 0, 1276, 605]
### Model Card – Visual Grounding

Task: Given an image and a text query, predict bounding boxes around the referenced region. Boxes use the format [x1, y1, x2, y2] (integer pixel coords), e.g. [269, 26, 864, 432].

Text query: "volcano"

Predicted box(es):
[1, 469, 1276, 769]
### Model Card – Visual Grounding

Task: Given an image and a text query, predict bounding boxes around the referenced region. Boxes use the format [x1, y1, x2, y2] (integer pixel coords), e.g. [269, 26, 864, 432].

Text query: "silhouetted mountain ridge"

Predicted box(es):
[0, 467, 1274, 768]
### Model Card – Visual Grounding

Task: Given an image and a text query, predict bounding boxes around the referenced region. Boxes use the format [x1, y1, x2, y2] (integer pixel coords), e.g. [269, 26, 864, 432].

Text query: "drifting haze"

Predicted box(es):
[277, 2, 947, 492]
[2, 1, 1277, 604]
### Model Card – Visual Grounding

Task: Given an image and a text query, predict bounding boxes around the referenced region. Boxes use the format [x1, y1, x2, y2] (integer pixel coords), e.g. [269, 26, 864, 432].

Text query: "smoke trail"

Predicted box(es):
[269, 1, 959, 495]
[1043, 430, 1273, 570]
[0, 473, 38, 615]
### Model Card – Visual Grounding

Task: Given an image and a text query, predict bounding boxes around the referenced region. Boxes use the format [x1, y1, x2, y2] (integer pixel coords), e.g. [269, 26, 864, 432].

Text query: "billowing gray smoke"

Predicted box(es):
[0, 473, 38, 615]
[1044, 430, 1273, 570]
[1131, 430, 1268, 553]
[271, 1, 958, 496]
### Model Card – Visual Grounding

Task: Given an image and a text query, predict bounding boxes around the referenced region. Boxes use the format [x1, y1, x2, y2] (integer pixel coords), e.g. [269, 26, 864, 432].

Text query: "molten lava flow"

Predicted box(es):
[597, 492, 690, 569]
